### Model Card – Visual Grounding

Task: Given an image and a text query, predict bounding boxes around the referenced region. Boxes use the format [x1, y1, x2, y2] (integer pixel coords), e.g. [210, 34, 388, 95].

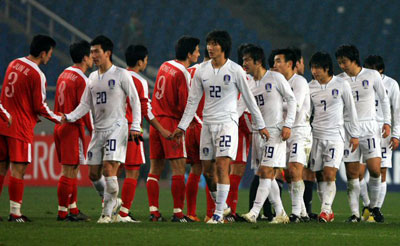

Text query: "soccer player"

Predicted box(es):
[115, 44, 172, 223]
[147, 36, 200, 222]
[0, 34, 62, 222]
[336, 45, 390, 223]
[274, 48, 311, 222]
[54, 40, 94, 222]
[173, 30, 268, 224]
[362, 55, 400, 220]
[241, 45, 296, 224]
[308, 52, 359, 223]
[62, 35, 142, 224]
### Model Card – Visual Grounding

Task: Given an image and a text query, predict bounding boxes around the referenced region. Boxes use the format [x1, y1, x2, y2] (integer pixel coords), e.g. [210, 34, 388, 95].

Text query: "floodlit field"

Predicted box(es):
[0, 186, 399, 245]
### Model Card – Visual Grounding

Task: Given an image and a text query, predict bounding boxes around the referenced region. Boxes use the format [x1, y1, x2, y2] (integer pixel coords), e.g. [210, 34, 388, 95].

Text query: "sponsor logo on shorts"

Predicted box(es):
[265, 83, 272, 92]
[88, 151, 93, 160]
[223, 74, 231, 85]
[362, 80, 369, 89]
[203, 147, 209, 156]
[108, 79, 116, 89]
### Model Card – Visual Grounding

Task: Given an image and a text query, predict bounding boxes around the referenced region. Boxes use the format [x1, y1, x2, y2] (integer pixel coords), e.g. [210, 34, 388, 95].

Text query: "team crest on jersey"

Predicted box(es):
[265, 83, 272, 92]
[203, 147, 209, 156]
[108, 79, 116, 89]
[331, 89, 339, 98]
[223, 74, 231, 85]
[344, 149, 350, 158]
[88, 151, 93, 161]
[362, 80, 369, 89]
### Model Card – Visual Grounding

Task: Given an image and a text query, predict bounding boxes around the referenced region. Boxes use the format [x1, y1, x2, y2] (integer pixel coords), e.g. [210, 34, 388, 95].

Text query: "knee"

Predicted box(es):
[89, 172, 101, 182]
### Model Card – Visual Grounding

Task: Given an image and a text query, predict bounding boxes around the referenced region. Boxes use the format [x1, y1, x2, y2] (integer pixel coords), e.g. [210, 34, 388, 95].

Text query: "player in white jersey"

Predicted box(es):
[336, 45, 390, 223]
[172, 30, 268, 224]
[241, 45, 296, 224]
[274, 48, 311, 222]
[360, 55, 400, 221]
[308, 52, 359, 223]
[62, 35, 142, 223]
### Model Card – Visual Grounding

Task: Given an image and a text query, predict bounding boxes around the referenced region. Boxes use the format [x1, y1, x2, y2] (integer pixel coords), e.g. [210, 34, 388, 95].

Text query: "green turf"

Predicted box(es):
[0, 185, 399, 246]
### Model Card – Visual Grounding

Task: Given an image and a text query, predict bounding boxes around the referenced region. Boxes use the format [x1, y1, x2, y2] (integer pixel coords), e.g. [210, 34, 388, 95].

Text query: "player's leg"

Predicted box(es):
[8, 162, 30, 222]
[170, 157, 190, 222]
[147, 159, 165, 221]
[319, 166, 338, 222]
[303, 167, 316, 220]
[213, 156, 231, 219]
[203, 160, 216, 221]
[89, 165, 105, 198]
[57, 164, 79, 221]
[288, 162, 305, 222]
[0, 161, 9, 197]
[117, 166, 140, 222]
[377, 168, 387, 209]
[186, 161, 202, 221]
[101, 160, 121, 221]
[366, 156, 383, 222]
[359, 163, 370, 220]
[345, 161, 361, 220]
[227, 163, 245, 217]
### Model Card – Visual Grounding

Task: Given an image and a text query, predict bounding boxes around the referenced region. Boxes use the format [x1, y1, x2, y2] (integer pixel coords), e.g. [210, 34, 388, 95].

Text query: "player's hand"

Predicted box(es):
[160, 128, 173, 140]
[172, 128, 185, 143]
[349, 137, 359, 152]
[281, 127, 291, 141]
[382, 124, 391, 138]
[259, 128, 270, 141]
[130, 130, 143, 145]
[390, 137, 399, 150]
[7, 115, 12, 127]
[60, 113, 67, 124]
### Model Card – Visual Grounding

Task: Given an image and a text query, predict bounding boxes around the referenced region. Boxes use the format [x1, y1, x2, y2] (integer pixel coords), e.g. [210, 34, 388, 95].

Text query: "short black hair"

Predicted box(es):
[125, 45, 148, 67]
[175, 36, 200, 60]
[29, 34, 56, 57]
[309, 52, 333, 76]
[268, 49, 279, 68]
[242, 45, 266, 68]
[69, 40, 90, 64]
[237, 43, 254, 66]
[335, 44, 360, 66]
[364, 55, 385, 73]
[206, 30, 232, 59]
[90, 35, 113, 62]
[275, 48, 297, 70]
[289, 46, 302, 63]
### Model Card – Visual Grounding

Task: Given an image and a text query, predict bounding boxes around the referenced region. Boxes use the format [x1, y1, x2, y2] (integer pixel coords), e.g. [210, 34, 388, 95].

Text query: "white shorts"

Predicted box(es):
[86, 122, 129, 165]
[310, 138, 344, 171]
[380, 135, 392, 168]
[286, 127, 312, 166]
[343, 121, 381, 163]
[259, 130, 286, 168]
[199, 121, 238, 160]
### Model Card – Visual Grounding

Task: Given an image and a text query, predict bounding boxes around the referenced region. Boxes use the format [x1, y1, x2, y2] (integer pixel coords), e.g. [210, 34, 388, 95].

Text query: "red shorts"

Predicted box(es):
[185, 122, 202, 164]
[123, 163, 141, 170]
[150, 117, 186, 159]
[54, 124, 85, 165]
[231, 129, 251, 165]
[0, 135, 31, 163]
[125, 137, 145, 165]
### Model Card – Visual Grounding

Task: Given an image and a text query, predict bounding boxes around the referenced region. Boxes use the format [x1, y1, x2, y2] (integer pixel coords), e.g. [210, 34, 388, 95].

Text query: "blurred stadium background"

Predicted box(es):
[1, 0, 400, 191]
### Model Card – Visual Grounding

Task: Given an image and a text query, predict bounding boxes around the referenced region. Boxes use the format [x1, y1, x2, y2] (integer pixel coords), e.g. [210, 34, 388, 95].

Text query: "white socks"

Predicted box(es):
[214, 183, 230, 217]
[250, 178, 272, 216]
[103, 176, 119, 217]
[359, 178, 370, 207]
[347, 179, 360, 217]
[368, 176, 381, 208]
[291, 180, 305, 216]
[321, 181, 336, 213]
[10, 200, 21, 216]
[92, 175, 106, 199]
[269, 179, 285, 216]
[376, 181, 387, 208]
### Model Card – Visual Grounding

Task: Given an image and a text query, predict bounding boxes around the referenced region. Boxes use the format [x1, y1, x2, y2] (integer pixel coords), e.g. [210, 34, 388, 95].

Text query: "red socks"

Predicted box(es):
[205, 185, 215, 218]
[227, 174, 242, 215]
[69, 178, 79, 215]
[147, 174, 160, 214]
[171, 175, 185, 217]
[57, 176, 73, 218]
[9, 176, 24, 217]
[119, 178, 138, 217]
[186, 173, 200, 216]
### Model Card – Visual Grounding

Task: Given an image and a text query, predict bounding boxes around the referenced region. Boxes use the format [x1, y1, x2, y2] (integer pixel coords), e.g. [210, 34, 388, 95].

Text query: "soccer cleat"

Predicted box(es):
[223, 206, 232, 217]
[127, 212, 141, 223]
[149, 213, 166, 222]
[57, 214, 79, 222]
[260, 214, 274, 222]
[319, 212, 334, 223]
[308, 213, 319, 221]
[371, 207, 384, 223]
[114, 214, 141, 223]
[224, 214, 246, 223]
[301, 215, 310, 223]
[241, 211, 257, 223]
[361, 207, 371, 221]
[366, 215, 376, 223]
[70, 210, 90, 222]
[187, 215, 201, 222]
[204, 216, 211, 223]
[171, 215, 194, 223]
[8, 214, 32, 223]
[270, 212, 289, 224]
[206, 214, 224, 224]
[289, 214, 302, 223]
[346, 215, 361, 223]
[111, 198, 122, 220]
[97, 215, 112, 224]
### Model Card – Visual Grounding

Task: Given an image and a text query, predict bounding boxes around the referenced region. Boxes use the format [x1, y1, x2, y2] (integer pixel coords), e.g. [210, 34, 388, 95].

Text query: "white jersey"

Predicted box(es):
[337, 68, 390, 125]
[309, 76, 359, 140]
[66, 65, 141, 132]
[250, 70, 296, 131]
[237, 75, 255, 117]
[287, 74, 311, 128]
[178, 59, 265, 130]
[375, 74, 400, 138]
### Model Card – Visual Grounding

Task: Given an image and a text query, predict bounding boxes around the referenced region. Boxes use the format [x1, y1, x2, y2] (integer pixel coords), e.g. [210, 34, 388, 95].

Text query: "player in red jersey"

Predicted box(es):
[0, 35, 61, 222]
[147, 36, 200, 222]
[115, 44, 172, 223]
[54, 41, 93, 222]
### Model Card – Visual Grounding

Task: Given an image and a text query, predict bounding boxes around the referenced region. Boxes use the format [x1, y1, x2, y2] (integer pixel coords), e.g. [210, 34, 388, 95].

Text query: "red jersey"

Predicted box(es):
[126, 70, 154, 125]
[0, 57, 61, 143]
[151, 60, 190, 119]
[0, 102, 10, 123]
[54, 66, 93, 132]
[188, 65, 205, 122]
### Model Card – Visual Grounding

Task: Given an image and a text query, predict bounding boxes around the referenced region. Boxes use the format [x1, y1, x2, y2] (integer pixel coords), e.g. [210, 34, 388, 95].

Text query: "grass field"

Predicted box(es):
[0, 185, 399, 246]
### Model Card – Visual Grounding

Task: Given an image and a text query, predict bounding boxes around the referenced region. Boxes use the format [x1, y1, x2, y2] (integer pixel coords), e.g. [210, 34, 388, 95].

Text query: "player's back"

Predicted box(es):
[288, 74, 311, 128]
[375, 75, 398, 123]
[151, 60, 190, 119]
[188, 64, 205, 121]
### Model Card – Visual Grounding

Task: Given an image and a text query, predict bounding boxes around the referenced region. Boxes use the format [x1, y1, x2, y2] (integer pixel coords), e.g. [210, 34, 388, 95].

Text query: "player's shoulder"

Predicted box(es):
[361, 67, 381, 79]
[130, 70, 147, 85]
[336, 72, 349, 80]
[14, 57, 43, 77]
[267, 70, 286, 82]
[292, 73, 308, 84]
[308, 79, 319, 89]
[383, 74, 399, 89]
